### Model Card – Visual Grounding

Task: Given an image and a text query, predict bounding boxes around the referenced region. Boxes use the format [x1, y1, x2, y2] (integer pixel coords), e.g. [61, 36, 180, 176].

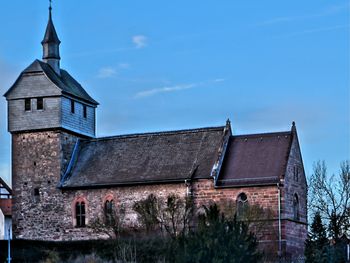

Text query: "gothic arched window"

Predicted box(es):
[104, 199, 114, 226]
[293, 194, 300, 221]
[75, 201, 86, 227]
[237, 193, 248, 218]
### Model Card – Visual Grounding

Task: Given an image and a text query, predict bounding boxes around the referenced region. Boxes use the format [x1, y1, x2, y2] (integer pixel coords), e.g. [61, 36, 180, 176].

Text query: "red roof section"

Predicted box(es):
[217, 131, 292, 187]
[0, 199, 12, 216]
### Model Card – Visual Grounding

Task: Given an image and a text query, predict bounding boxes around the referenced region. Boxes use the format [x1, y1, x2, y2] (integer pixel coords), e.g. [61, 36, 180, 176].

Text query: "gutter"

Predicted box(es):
[215, 182, 283, 189]
[58, 178, 191, 190]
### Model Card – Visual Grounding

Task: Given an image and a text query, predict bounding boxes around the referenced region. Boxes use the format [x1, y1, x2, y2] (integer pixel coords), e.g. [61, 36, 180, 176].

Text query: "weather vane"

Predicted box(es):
[49, 0, 52, 10]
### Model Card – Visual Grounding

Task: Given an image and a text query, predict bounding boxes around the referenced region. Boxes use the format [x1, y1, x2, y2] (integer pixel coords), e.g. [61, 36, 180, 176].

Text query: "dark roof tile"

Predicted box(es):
[216, 131, 292, 187]
[20, 60, 98, 105]
[61, 126, 225, 188]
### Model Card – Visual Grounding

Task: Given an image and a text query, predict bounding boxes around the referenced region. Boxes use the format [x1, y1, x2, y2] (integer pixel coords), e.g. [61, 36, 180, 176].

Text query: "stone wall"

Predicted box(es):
[11, 131, 78, 240]
[192, 179, 279, 214]
[61, 183, 187, 240]
[192, 179, 281, 256]
[12, 131, 187, 240]
[281, 132, 308, 257]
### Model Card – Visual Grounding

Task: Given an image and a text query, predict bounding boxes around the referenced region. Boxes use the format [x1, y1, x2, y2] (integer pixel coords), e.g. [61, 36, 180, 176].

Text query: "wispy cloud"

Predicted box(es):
[259, 3, 349, 26]
[97, 67, 117, 78]
[273, 24, 349, 38]
[132, 35, 147, 49]
[135, 78, 225, 98]
[118, 63, 130, 69]
[135, 84, 196, 98]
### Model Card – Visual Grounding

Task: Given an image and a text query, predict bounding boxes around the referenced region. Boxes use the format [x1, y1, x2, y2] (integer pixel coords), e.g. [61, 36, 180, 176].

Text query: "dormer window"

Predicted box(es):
[25, 98, 31, 111]
[37, 98, 43, 110]
[71, 100, 75, 113]
[83, 105, 87, 118]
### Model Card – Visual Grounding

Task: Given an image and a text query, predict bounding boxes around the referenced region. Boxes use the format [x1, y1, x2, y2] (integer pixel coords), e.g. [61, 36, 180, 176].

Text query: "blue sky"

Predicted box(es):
[0, 1, 349, 185]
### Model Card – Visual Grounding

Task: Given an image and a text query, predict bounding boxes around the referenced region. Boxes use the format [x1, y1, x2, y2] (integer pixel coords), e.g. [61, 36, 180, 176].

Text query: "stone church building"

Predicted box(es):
[4, 7, 307, 258]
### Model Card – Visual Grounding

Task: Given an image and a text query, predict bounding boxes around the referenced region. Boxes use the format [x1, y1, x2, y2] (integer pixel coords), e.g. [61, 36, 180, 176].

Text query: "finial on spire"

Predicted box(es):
[291, 121, 296, 133]
[49, 0, 52, 16]
[42, 0, 61, 75]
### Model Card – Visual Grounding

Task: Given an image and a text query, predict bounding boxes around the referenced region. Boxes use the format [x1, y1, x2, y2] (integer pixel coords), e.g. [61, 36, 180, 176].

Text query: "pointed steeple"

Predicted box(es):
[41, 1, 61, 75]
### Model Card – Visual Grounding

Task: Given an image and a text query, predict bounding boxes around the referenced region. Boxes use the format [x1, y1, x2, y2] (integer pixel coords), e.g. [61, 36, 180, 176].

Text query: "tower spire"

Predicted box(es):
[42, 0, 61, 75]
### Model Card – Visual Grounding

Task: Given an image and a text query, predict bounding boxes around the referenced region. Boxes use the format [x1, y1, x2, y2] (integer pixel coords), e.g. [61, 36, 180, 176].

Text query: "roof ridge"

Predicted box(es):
[233, 130, 291, 138]
[87, 126, 225, 142]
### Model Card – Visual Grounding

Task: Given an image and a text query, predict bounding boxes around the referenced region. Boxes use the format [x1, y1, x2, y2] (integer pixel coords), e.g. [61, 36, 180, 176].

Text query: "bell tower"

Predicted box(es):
[3, 3, 98, 239]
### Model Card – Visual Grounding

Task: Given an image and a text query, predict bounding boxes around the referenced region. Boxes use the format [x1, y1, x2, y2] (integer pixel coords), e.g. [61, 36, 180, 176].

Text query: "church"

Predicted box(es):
[3, 5, 307, 259]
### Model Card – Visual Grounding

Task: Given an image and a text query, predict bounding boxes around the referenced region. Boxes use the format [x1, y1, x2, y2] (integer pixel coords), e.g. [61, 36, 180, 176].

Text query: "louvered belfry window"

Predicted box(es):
[75, 201, 86, 227]
[25, 98, 31, 111]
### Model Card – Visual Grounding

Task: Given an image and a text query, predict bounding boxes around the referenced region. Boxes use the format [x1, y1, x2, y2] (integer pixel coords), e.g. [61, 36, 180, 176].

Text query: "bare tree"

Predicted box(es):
[91, 204, 126, 239]
[309, 160, 350, 240]
[160, 194, 194, 238]
[133, 193, 194, 238]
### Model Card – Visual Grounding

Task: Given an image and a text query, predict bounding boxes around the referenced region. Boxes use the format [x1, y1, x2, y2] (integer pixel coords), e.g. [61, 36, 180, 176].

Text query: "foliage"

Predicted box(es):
[309, 160, 350, 240]
[91, 202, 126, 239]
[160, 194, 194, 238]
[174, 203, 262, 263]
[133, 193, 194, 238]
[307, 160, 350, 262]
[133, 193, 162, 233]
[304, 212, 328, 263]
[1, 201, 263, 262]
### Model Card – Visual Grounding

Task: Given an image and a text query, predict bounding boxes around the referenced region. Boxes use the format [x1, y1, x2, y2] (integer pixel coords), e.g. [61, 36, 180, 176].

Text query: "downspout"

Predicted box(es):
[277, 183, 282, 258]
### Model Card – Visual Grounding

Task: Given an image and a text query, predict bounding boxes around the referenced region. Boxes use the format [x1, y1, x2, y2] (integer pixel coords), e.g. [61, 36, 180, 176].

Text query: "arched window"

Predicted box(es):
[237, 193, 248, 218]
[104, 199, 114, 225]
[293, 194, 300, 221]
[75, 201, 86, 227]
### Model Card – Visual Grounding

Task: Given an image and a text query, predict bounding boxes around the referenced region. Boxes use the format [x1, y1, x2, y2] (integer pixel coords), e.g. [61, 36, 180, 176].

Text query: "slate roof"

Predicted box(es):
[216, 131, 292, 187]
[4, 59, 98, 105]
[0, 177, 11, 195]
[61, 126, 225, 188]
[41, 10, 61, 45]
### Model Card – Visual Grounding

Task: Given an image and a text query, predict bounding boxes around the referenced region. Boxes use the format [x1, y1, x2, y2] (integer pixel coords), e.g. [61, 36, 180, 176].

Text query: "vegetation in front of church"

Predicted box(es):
[305, 160, 350, 263]
[2, 195, 266, 263]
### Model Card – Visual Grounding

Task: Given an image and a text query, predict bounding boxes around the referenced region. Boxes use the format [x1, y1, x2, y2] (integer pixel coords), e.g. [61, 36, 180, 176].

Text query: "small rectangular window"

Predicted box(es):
[71, 100, 75, 113]
[33, 188, 40, 203]
[37, 98, 43, 110]
[83, 105, 87, 118]
[25, 98, 31, 111]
